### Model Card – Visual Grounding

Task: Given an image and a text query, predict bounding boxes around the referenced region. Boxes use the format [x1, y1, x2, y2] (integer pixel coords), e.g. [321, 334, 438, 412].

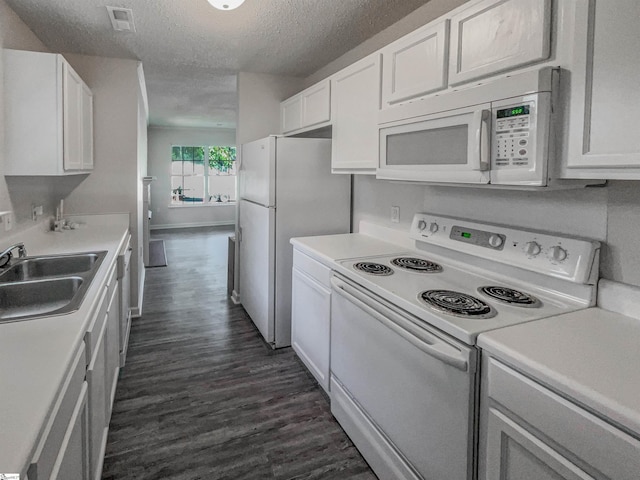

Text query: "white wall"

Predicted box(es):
[236, 72, 303, 145]
[147, 126, 236, 229]
[62, 54, 146, 314]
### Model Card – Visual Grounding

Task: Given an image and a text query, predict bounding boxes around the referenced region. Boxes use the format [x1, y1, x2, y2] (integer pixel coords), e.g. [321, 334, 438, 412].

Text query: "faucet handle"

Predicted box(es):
[0, 251, 11, 268]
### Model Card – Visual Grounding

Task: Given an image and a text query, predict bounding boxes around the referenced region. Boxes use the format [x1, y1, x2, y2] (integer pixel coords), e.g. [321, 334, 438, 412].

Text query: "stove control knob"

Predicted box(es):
[525, 241, 542, 256]
[417, 220, 427, 231]
[488, 234, 504, 248]
[549, 246, 568, 262]
[429, 222, 439, 234]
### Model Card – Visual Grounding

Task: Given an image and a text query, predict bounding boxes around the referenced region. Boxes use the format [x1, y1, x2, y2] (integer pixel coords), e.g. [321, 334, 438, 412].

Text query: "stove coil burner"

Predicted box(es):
[353, 262, 394, 276]
[479, 286, 541, 308]
[418, 290, 496, 319]
[391, 257, 443, 273]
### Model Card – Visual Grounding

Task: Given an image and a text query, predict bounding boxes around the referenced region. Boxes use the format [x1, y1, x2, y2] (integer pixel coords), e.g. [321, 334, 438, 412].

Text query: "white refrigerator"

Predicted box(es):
[238, 136, 350, 348]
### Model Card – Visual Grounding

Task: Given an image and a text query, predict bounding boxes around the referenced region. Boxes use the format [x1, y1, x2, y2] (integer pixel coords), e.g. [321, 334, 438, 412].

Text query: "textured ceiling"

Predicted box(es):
[5, 0, 433, 128]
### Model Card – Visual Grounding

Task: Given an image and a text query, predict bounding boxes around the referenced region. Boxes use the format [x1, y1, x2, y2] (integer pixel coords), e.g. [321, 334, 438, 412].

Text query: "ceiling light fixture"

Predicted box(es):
[207, 0, 245, 10]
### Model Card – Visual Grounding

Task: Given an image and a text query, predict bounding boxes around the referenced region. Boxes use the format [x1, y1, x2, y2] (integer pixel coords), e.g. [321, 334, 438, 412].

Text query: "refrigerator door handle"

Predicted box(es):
[238, 227, 242, 243]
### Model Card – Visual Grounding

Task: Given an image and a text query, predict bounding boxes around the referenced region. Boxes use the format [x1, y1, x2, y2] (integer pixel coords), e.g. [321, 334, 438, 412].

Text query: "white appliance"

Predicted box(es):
[329, 213, 600, 480]
[238, 136, 350, 348]
[378, 67, 598, 188]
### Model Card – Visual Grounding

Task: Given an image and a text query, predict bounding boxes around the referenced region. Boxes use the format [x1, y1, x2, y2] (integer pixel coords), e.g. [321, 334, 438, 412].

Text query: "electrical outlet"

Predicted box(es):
[391, 206, 400, 223]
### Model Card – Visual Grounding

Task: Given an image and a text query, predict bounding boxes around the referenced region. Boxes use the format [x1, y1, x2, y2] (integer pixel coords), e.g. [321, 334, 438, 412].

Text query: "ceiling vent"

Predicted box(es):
[106, 6, 136, 33]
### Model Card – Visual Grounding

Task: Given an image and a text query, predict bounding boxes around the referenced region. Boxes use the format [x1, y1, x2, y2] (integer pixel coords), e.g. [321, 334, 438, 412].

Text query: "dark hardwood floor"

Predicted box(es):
[102, 226, 377, 480]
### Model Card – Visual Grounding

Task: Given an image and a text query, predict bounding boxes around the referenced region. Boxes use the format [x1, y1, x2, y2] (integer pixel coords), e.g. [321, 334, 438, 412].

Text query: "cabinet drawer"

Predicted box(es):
[28, 345, 86, 480]
[292, 249, 331, 288]
[487, 358, 640, 479]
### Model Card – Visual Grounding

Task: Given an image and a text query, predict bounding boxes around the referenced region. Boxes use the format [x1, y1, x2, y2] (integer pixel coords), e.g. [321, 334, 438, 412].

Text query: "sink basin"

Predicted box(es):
[0, 251, 107, 323]
[0, 252, 105, 283]
[0, 277, 84, 322]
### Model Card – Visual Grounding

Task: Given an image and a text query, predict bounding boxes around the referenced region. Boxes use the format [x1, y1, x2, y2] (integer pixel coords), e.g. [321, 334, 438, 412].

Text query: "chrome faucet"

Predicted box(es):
[0, 242, 27, 268]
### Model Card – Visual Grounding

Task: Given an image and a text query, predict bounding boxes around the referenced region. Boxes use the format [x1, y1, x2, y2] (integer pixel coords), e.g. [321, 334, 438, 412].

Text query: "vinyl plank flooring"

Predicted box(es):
[102, 226, 377, 480]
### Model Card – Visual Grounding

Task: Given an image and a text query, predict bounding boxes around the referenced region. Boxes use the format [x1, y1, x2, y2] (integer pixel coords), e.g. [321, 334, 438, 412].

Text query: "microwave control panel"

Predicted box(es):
[490, 92, 551, 186]
[493, 101, 535, 168]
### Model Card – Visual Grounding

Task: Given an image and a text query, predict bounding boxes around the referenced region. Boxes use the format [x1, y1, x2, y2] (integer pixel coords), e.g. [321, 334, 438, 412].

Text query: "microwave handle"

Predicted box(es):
[471, 109, 491, 171]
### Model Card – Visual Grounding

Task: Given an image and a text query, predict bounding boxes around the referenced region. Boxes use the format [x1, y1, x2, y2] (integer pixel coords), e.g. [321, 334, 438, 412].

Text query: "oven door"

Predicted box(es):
[378, 103, 492, 184]
[330, 275, 477, 480]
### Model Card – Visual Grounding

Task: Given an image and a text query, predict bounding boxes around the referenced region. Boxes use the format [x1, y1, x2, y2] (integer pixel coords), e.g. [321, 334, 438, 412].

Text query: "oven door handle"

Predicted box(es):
[331, 277, 469, 372]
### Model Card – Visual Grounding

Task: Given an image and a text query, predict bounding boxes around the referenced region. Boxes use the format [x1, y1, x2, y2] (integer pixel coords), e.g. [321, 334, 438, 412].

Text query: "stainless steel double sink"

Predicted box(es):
[0, 251, 107, 324]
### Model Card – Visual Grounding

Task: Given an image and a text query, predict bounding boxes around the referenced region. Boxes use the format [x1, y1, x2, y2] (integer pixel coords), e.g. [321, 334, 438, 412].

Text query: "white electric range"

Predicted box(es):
[328, 213, 601, 480]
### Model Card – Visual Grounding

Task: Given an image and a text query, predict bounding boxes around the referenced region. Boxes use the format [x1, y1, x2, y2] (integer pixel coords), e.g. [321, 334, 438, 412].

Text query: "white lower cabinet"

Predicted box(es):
[291, 249, 332, 393]
[87, 313, 108, 480]
[50, 383, 90, 480]
[118, 237, 132, 366]
[28, 346, 89, 480]
[86, 265, 120, 480]
[479, 356, 640, 480]
[105, 285, 120, 422]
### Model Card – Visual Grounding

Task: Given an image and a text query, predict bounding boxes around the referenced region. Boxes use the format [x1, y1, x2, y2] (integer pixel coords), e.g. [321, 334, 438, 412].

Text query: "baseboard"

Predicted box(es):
[150, 220, 234, 230]
[231, 289, 241, 304]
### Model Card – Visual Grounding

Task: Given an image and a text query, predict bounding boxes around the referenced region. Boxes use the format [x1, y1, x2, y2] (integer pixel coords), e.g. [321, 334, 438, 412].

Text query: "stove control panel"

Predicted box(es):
[450, 225, 506, 250]
[410, 213, 600, 284]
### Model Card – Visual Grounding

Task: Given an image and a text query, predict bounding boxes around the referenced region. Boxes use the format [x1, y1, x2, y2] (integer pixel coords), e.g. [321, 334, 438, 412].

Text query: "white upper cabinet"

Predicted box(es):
[381, 20, 449, 107]
[563, 0, 640, 178]
[448, 0, 552, 86]
[280, 79, 331, 134]
[280, 95, 303, 134]
[4, 50, 94, 176]
[301, 80, 331, 128]
[331, 54, 382, 174]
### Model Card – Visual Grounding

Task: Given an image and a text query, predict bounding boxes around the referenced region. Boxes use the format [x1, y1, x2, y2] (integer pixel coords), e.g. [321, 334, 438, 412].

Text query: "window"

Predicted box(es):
[171, 146, 236, 205]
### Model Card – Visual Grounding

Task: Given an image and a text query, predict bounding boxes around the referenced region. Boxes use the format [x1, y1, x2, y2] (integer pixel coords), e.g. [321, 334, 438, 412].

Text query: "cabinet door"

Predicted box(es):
[381, 20, 449, 107]
[105, 287, 120, 421]
[564, 0, 640, 176]
[120, 258, 132, 366]
[449, 0, 551, 85]
[81, 83, 94, 170]
[87, 318, 108, 480]
[50, 383, 90, 480]
[483, 408, 594, 480]
[301, 79, 331, 128]
[63, 62, 83, 171]
[281, 95, 303, 134]
[331, 53, 382, 173]
[291, 267, 331, 392]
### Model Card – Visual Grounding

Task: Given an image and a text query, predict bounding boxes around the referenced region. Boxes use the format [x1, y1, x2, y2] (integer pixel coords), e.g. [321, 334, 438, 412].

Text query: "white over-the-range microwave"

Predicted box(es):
[377, 68, 599, 188]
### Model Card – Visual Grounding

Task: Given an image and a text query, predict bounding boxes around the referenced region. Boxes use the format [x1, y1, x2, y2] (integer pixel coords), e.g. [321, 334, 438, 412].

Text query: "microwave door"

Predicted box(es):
[378, 104, 492, 184]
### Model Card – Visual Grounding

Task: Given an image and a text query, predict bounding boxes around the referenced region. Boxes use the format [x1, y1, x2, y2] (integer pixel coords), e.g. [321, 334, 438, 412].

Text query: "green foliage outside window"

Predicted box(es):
[172, 146, 236, 173]
[209, 146, 236, 173]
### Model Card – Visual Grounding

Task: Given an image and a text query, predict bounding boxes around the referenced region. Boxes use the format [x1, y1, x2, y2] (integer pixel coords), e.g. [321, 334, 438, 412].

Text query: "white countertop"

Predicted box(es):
[478, 305, 640, 437]
[290, 233, 408, 266]
[0, 213, 129, 476]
